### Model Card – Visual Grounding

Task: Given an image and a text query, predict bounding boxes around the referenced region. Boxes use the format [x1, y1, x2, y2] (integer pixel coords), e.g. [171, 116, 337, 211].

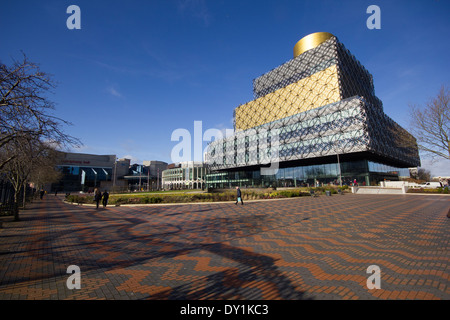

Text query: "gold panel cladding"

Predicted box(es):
[234, 64, 341, 131]
[293, 32, 334, 58]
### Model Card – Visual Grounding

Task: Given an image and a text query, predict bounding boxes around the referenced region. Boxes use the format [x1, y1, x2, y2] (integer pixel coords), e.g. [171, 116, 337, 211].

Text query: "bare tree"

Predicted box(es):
[417, 168, 431, 182]
[1, 135, 64, 220]
[2, 136, 37, 219]
[0, 53, 81, 220]
[29, 151, 63, 191]
[409, 85, 450, 161]
[0, 53, 80, 170]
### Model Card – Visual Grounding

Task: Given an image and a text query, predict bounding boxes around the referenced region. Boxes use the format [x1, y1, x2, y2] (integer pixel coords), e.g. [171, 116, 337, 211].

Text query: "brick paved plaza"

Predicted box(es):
[0, 193, 448, 301]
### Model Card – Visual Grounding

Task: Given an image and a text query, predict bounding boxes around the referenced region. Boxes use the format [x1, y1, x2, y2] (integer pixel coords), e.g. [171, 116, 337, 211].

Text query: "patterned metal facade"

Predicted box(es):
[206, 34, 420, 175]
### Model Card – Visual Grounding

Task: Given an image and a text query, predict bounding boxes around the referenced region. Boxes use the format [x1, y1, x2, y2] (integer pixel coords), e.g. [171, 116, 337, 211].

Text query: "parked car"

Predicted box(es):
[419, 182, 442, 188]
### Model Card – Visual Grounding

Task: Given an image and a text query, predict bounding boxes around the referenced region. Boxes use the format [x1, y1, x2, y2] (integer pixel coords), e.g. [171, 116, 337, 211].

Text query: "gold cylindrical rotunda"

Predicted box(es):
[293, 32, 334, 58]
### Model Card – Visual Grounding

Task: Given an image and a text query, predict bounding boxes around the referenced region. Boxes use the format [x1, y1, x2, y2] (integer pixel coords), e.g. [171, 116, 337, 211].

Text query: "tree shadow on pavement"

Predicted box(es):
[0, 198, 310, 300]
[150, 242, 308, 300]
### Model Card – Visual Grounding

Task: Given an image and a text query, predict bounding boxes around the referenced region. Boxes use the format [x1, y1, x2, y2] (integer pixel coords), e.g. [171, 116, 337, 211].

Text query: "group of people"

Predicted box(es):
[439, 178, 449, 188]
[93, 188, 109, 209]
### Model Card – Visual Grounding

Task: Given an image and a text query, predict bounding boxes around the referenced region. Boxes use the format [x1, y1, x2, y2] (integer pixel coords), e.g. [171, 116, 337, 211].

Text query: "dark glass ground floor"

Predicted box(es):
[51, 166, 113, 192]
[205, 158, 411, 189]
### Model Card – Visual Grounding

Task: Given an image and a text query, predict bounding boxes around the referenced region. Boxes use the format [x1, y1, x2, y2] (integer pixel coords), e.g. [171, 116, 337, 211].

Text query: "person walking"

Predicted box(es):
[235, 186, 244, 205]
[39, 189, 45, 200]
[102, 190, 109, 208]
[94, 188, 102, 209]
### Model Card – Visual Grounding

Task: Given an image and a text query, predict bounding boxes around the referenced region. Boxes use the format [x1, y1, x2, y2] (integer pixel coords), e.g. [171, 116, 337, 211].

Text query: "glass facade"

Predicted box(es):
[54, 166, 112, 192]
[206, 159, 410, 189]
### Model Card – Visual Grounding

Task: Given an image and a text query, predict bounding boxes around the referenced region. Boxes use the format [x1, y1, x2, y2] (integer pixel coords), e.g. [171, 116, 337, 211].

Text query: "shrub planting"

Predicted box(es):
[407, 187, 449, 194]
[65, 187, 343, 205]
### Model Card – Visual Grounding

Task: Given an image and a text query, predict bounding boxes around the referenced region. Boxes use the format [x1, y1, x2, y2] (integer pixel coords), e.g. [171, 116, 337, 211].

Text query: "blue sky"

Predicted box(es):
[1, 0, 449, 176]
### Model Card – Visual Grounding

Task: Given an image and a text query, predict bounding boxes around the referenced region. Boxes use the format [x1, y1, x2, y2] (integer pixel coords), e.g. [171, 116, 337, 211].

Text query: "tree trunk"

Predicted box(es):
[13, 190, 20, 221]
[22, 182, 27, 209]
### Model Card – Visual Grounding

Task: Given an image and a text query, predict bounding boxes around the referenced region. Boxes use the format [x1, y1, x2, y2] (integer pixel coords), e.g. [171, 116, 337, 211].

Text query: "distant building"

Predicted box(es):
[114, 158, 131, 190]
[124, 160, 168, 191]
[52, 152, 167, 192]
[52, 152, 117, 192]
[409, 167, 419, 180]
[162, 162, 207, 190]
[143, 160, 169, 180]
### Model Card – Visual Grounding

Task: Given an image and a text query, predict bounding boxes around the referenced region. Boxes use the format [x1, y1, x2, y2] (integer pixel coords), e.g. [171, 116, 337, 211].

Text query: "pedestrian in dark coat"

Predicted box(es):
[102, 191, 109, 208]
[235, 186, 244, 205]
[94, 188, 102, 209]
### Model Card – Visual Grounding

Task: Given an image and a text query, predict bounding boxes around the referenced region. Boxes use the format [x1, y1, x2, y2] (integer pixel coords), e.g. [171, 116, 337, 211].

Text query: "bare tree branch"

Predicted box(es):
[0, 53, 82, 220]
[408, 85, 450, 161]
[0, 53, 81, 170]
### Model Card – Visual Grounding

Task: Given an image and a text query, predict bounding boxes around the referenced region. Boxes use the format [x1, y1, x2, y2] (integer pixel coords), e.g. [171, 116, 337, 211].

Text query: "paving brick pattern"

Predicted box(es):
[0, 194, 448, 300]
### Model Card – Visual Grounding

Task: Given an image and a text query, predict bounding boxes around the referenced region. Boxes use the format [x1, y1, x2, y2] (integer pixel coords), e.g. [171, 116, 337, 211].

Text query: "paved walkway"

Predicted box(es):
[0, 193, 448, 300]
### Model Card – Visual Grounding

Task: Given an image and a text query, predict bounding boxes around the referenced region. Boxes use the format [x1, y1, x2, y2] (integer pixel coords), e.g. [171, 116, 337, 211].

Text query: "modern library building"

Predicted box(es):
[205, 32, 420, 188]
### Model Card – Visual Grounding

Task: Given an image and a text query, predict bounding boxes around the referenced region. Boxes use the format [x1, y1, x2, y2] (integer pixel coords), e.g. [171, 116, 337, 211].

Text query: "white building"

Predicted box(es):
[162, 161, 207, 190]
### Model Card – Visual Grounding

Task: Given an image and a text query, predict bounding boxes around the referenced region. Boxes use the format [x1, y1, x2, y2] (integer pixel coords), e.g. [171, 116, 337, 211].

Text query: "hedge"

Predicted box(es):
[64, 187, 348, 205]
[407, 187, 449, 194]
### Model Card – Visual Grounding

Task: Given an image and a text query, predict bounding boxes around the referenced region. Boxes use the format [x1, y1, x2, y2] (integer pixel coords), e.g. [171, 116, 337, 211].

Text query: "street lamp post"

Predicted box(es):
[139, 166, 142, 191]
[337, 153, 342, 187]
[157, 168, 159, 190]
[147, 165, 150, 192]
[113, 158, 118, 191]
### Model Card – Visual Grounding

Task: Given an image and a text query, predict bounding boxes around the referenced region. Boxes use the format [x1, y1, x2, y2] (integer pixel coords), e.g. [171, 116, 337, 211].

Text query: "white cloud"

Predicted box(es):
[107, 86, 123, 98]
[122, 154, 141, 164]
